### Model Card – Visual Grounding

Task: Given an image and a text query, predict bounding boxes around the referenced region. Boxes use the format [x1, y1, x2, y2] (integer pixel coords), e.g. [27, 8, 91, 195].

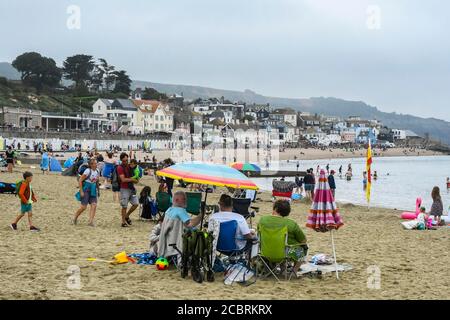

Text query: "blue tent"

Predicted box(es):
[64, 157, 76, 168]
[40, 153, 49, 171]
[50, 157, 62, 172]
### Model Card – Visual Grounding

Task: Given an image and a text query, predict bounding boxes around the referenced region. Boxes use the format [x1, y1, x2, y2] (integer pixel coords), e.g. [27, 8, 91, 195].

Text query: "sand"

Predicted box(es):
[0, 166, 449, 300]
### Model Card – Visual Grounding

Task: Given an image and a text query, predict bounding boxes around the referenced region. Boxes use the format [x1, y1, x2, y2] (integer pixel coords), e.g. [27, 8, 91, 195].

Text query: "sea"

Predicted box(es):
[254, 155, 450, 212]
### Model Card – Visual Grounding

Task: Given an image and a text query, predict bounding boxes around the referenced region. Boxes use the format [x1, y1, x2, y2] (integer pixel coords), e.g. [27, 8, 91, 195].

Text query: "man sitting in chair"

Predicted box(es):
[258, 200, 308, 274]
[208, 194, 256, 251]
[157, 191, 204, 258]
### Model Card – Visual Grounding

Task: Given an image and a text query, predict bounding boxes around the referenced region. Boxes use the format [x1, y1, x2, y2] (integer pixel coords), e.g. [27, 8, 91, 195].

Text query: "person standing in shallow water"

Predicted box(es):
[362, 171, 368, 190]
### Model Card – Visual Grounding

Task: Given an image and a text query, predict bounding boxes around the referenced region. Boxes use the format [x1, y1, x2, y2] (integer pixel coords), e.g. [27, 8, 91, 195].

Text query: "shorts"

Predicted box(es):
[304, 184, 313, 191]
[20, 203, 32, 214]
[6, 159, 14, 164]
[120, 189, 139, 208]
[81, 192, 97, 206]
[287, 245, 308, 261]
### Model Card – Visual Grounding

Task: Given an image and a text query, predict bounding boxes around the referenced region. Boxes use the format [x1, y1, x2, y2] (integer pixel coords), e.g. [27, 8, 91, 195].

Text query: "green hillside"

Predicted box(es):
[0, 79, 122, 114]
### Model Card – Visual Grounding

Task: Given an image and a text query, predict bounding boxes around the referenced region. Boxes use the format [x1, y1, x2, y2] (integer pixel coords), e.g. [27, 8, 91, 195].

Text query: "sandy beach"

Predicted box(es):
[0, 165, 448, 300]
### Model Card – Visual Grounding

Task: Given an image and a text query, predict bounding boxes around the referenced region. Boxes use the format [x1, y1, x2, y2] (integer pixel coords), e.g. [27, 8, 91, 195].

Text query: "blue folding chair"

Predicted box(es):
[217, 220, 239, 255]
[216, 220, 253, 265]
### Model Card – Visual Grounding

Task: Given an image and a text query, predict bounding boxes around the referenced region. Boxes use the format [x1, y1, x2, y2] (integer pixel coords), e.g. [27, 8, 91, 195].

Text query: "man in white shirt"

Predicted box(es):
[209, 194, 255, 250]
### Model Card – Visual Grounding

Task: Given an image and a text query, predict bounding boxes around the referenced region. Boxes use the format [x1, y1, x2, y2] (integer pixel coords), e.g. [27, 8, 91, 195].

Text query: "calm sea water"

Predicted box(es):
[254, 156, 450, 212]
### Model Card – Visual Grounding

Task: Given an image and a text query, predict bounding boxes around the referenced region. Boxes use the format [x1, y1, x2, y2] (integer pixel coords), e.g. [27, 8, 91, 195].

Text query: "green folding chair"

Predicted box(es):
[186, 192, 202, 215]
[156, 191, 172, 217]
[256, 225, 299, 281]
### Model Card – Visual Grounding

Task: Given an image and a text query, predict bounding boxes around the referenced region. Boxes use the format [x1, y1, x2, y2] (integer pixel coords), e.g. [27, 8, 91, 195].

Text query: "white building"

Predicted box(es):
[392, 129, 406, 140]
[270, 108, 298, 127]
[92, 98, 141, 133]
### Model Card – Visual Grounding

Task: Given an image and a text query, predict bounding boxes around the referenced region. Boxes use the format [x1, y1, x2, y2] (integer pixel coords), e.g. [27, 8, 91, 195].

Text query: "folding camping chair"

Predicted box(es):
[216, 220, 253, 265]
[155, 191, 171, 217]
[255, 225, 304, 281]
[186, 191, 202, 215]
[232, 198, 258, 227]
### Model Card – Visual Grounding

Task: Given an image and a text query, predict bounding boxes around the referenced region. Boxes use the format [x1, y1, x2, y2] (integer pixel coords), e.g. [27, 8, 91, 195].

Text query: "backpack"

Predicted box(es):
[111, 165, 120, 190]
[13, 180, 22, 196]
[78, 163, 89, 176]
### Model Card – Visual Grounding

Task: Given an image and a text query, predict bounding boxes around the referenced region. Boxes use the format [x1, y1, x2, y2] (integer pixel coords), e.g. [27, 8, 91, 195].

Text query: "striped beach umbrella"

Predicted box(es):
[156, 162, 259, 190]
[306, 169, 344, 279]
[229, 162, 261, 172]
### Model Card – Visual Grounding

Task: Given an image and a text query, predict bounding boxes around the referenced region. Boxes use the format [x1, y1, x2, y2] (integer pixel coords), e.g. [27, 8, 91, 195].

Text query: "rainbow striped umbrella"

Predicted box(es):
[229, 162, 261, 172]
[156, 162, 258, 190]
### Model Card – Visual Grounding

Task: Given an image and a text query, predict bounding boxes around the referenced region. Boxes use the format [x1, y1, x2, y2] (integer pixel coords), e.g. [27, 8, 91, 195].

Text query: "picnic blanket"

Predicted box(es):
[298, 262, 353, 275]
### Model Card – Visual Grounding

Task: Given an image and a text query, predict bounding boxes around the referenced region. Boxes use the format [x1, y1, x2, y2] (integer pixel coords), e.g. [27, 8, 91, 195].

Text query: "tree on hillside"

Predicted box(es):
[142, 87, 168, 100]
[12, 52, 62, 93]
[90, 64, 104, 93]
[98, 58, 116, 92]
[62, 54, 95, 93]
[113, 70, 131, 95]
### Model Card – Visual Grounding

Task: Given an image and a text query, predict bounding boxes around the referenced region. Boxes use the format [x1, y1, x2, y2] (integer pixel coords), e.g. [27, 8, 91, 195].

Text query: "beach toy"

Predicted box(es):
[113, 251, 135, 264]
[155, 257, 169, 270]
[401, 198, 422, 220]
[87, 257, 114, 264]
[291, 193, 302, 200]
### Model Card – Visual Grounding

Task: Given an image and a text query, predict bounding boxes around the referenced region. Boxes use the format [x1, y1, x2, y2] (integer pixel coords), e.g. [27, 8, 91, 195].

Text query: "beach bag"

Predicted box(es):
[224, 262, 255, 286]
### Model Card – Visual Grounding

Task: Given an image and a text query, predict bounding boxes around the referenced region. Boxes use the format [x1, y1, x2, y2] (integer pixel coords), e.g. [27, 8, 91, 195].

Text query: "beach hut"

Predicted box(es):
[306, 169, 344, 279]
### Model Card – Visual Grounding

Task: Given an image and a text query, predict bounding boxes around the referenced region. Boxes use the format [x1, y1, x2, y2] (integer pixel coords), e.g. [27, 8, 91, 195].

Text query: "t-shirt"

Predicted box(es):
[258, 215, 307, 246]
[303, 174, 314, 185]
[328, 175, 336, 189]
[82, 168, 99, 183]
[5, 150, 14, 161]
[116, 164, 132, 189]
[165, 206, 190, 224]
[416, 213, 427, 225]
[209, 211, 251, 250]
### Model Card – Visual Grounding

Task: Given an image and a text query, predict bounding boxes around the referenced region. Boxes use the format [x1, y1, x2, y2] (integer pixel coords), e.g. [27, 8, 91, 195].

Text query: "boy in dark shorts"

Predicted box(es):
[10, 171, 40, 231]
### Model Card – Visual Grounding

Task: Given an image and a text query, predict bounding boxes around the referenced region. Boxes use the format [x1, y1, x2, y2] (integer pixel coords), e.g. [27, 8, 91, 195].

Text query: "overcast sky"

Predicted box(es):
[1, 0, 449, 120]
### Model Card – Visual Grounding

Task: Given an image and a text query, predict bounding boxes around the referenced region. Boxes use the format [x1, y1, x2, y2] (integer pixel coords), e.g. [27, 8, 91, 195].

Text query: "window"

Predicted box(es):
[156, 124, 159, 129]
[155, 115, 159, 121]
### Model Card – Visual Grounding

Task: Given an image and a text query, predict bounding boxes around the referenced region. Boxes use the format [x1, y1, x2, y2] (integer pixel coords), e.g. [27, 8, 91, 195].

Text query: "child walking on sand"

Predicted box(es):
[10, 171, 40, 231]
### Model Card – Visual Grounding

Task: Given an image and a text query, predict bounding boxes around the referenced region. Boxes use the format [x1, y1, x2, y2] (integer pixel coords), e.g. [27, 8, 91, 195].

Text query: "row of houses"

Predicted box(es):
[0, 88, 423, 147]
